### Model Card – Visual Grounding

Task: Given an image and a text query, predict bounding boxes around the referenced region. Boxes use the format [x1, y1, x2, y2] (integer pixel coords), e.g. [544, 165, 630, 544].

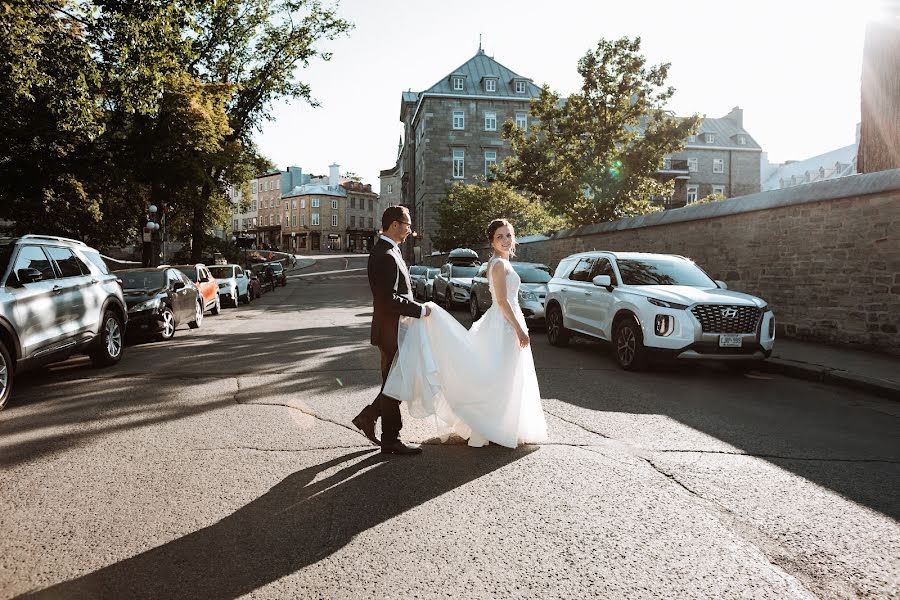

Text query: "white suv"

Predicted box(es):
[544, 251, 775, 370]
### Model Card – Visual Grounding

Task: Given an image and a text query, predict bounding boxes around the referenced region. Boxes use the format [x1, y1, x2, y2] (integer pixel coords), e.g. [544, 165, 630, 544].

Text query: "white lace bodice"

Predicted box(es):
[487, 257, 521, 306]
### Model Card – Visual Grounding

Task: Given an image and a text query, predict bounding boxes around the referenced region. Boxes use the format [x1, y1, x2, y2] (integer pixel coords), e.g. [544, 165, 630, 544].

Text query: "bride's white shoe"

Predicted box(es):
[467, 432, 488, 447]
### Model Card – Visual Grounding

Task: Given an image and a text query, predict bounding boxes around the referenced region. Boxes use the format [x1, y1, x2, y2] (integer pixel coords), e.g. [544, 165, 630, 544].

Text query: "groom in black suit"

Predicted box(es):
[352, 205, 430, 455]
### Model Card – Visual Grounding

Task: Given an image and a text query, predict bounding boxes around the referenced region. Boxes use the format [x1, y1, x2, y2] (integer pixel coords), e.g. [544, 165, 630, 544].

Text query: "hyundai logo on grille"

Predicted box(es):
[720, 308, 738, 318]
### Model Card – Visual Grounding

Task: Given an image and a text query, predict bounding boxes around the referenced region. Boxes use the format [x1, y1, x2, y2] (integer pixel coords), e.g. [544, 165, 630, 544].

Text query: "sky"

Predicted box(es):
[254, 0, 880, 192]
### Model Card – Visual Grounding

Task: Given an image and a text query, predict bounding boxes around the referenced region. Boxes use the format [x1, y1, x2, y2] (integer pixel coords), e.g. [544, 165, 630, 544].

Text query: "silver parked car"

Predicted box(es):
[469, 261, 552, 323]
[0, 235, 128, 408]
[414, 268, 440, 301]
[208, 264, 251, 307]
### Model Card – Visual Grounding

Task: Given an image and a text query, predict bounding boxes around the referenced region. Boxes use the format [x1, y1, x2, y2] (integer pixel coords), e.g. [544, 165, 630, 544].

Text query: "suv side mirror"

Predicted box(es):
[714, 280, 728, 290]
[17, 267, 44, 284]
[592, 275, 612, 289]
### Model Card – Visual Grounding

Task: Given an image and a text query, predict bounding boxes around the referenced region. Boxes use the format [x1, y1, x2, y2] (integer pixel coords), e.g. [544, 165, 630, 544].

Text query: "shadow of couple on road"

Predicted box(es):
[21, 445, 533, 599]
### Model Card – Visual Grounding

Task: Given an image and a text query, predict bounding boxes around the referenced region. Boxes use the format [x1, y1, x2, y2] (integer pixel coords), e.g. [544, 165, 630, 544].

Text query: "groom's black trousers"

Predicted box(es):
[358, 344, 402, 446]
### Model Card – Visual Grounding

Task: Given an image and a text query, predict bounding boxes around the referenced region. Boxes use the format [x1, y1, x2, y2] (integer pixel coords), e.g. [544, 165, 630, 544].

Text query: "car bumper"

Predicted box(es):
[126, 309, 164, 334]
[520, 299, 545, 321]
[450, 288, 471, 302]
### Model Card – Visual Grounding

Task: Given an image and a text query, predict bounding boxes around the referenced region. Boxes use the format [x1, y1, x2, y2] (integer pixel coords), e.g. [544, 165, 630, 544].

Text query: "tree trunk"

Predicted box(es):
[858, 15, 900, 173]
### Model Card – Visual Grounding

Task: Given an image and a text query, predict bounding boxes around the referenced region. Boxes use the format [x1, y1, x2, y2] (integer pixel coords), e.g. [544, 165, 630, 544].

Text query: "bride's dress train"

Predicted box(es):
[383, 258, 548, 448]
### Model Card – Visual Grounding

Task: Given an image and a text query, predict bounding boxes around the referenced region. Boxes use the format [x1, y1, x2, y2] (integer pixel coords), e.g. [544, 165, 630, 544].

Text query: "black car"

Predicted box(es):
[268, 262, 287, 286]
[115, 268, 203, 340]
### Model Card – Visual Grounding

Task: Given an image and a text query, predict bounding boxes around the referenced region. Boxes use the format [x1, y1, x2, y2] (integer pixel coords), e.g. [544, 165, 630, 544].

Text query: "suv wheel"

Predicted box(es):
[158, 307, 177, 340]
[546, 304, 571, 347]
[210, 294, 221, 315]
[90, 309, 124, 367]
[188, 301, 203, 329]
[613, 317, 648, 371]
[0, 341, 13, 410]
[470, 295, 482, 321]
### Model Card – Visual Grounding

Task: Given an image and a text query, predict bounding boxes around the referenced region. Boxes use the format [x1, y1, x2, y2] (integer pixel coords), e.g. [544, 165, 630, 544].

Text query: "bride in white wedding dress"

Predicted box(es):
[382, 219, 548, 448]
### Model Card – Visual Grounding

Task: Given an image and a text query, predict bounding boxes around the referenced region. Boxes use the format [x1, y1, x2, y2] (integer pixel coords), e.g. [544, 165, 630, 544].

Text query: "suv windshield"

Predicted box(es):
[119, 270, 166, 290]
[270, 263, 283, 273]
[208, 266, 235, 278]
[513, 264, 552, 284]
[176, 267, 198, 282]
[450, 265, 479, 278]
[426, 269, 439, 279]
[617, 258, 715, 287]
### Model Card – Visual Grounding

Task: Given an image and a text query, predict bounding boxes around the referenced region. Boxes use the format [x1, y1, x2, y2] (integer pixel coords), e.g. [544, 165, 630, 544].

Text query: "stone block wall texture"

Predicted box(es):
[422, 170, 900, 355]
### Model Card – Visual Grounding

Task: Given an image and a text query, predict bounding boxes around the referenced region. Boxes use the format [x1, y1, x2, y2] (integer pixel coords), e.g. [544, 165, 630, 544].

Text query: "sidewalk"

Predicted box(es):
[760, 338, 900, 400]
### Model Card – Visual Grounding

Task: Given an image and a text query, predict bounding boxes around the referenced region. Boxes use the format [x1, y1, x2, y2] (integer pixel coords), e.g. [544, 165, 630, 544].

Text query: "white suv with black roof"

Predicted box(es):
[0, 235, 128, 408]
[544, 251, 775, 370]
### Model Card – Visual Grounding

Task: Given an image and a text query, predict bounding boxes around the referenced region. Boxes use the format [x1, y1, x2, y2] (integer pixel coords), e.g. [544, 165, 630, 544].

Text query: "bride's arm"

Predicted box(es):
[490, 261, 529, 348]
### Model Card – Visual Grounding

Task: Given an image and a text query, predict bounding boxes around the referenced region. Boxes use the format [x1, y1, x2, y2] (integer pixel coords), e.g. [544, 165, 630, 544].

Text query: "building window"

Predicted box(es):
[233, 219, 239, 231]
[452, 149, 465, 178]
[312, 198, 320, 208]
[368, 217, 373, 229]
[252, 182, 258, 193]
[284, 201, 289, 211]
[350, 197, 355, 209]
[452, 110, 465, 130]
[737, 135, 746, 145]
[331, 199, 338, 209]
[331, 214, 338, 227]
[484, 112, 497, 131]
[251, 200, 256, 211]
[484, 150, 497, 176]
[515, 112, 527, 129]
[350, 215, 356, 228]
[276, 179, 280, 189]
[453, 77, 464, 91]
[291, 200, 297, 209]
[712, 185, 726, 196]
[687, 134, 697, 143]
[687, 185, 699, 204]
[300, 199, 306, 209]
[311, 213, 319, 226]
[301, 215, 306, 226]
[515, 80, 526, 94]
[713, 158, 724, 173]
[687, 157, 698, 172]
[485, 79, 496, 92]
[369, 198, 374, 210]
[705, 133, 716, 144]
[277, 214, 282, 225]
[387, 183, 393, 193]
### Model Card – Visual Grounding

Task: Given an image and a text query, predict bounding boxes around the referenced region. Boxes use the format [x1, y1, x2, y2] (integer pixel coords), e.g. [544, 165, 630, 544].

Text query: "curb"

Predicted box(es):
[759, 358, 900, 401]
[289, 259, 316, 271]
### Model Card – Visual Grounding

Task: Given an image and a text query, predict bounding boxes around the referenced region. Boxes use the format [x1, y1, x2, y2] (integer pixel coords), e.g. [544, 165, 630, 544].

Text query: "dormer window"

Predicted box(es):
[705, 133, 716, 144]
[737, 135, 747, 145]
[687, 134, 697, 143]
[515, 81, 526, 94]
[482, 77, 499, 93]
[452, 76, 465, 91]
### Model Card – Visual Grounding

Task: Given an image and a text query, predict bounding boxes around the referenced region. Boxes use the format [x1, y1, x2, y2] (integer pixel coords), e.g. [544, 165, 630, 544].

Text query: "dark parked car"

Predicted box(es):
[469, 261, 552, 323]
[251, 263, 276, 293]
[247, 271, 262, 299]
[115, 268, 203, 341]
[268, 262, 287, 286]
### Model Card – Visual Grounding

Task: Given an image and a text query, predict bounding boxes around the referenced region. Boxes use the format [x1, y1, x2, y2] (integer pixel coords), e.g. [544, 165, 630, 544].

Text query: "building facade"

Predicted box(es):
[342, 179, 378, 252]
[254, 170, 284, 248]
[393, 49, 541, 258]
[655, 107, 763, 208]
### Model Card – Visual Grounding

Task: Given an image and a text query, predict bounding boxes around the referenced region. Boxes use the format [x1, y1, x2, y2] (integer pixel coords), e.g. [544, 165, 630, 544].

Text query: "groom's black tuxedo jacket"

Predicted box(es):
[369, 237, 423, 351]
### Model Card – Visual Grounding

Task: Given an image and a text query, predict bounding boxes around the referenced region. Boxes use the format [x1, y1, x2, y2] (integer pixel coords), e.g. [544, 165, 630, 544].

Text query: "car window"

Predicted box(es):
[617, 258, 715, 287]
[441, 265, 449, 276]
[46, 247, 87, 278]
[118, 270, 166, 289]
[236, 267, 244, 277]
[177, 267, 197, 282]
[166, 269, 181, 286]
[568, 258, 595, 282]
[208, 265, 235, 278]
[449, 265, 479, 278]
[409, 266, 428, 276]
[476, 263, 488, 277]
[427, 269, 439, 279]
[589, 258, 618, 285]
[13, 246, 55, 281]
[80, 250, 110, 275]
[513, 264, 552, 284]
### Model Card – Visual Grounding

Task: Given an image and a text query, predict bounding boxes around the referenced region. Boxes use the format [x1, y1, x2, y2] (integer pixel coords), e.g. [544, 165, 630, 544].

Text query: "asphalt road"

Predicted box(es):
[1, 256, 898, 599]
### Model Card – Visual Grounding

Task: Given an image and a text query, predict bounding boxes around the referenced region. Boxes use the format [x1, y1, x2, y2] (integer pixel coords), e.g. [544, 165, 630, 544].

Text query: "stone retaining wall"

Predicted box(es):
[421, 170, 900, 355]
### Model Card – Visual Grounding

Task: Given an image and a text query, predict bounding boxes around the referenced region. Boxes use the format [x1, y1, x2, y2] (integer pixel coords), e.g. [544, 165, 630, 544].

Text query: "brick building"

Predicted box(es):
[254, 170, 284, 248]
[342, 178, 378, 252]
[392, 48, 541, 258]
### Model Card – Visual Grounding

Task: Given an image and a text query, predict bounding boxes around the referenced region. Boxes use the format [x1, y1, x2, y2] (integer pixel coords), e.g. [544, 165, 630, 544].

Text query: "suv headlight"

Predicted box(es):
[648, 297, 688, 310]
[519, 290, 538, 302]
[131, 298, 160, 312]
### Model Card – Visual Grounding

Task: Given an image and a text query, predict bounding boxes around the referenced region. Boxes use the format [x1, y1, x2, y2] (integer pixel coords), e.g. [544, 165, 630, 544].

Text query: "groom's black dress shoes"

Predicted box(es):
[381, 441, 422, 455]
[352, 414, 380, 446]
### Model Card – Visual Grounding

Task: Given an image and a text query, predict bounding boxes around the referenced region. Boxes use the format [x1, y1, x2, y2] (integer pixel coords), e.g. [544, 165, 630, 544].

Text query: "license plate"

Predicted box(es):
[719, 334, 743, 348]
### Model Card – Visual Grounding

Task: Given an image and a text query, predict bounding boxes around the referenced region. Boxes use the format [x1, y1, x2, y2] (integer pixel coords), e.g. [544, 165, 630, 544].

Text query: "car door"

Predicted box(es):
[435, 264, 450, 301]
[7, 245, 64, 356]
[563, 257, 597, 334]
[235, 266, 248, 297]
[583, 257, 618, 339]
[473, 263, 489, 311]
[170, 270, 193, 322]
[45, 246, 93, 338]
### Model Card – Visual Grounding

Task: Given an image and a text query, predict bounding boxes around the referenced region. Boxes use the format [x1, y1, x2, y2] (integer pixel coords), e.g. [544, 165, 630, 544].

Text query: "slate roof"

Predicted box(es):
[635, 112, 761, 150]
[282, 183, 347, 198]
[421, 49, 541, 98]
[762, 143, 857, 191]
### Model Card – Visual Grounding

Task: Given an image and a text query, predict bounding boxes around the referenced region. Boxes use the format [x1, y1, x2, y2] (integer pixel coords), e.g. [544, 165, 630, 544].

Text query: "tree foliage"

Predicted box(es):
[499, 37, 701, 227]
[0, 0, 351, 257]
[433, 182, 564, 251]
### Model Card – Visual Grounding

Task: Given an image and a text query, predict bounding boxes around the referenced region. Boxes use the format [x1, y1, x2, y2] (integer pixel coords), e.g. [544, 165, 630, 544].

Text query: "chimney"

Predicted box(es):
[725, 106, 743, 128]
[329, 163, 340, 187]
